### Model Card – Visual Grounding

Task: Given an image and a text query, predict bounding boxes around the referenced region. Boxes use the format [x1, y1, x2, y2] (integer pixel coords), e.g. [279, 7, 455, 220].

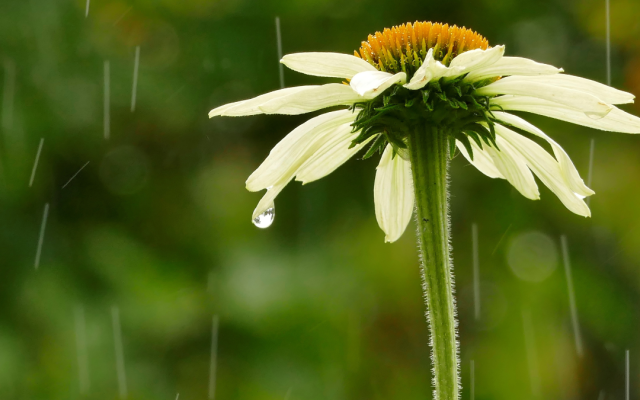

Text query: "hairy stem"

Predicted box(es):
[409, 126, 459, 400]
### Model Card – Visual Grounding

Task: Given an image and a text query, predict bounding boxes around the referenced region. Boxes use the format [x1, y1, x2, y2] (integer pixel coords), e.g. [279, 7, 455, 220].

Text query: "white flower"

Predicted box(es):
[209, 22, 640, 242]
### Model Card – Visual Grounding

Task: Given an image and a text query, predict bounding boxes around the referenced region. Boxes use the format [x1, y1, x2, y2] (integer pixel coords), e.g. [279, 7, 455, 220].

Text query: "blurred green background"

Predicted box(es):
[1, 0, 640, 399]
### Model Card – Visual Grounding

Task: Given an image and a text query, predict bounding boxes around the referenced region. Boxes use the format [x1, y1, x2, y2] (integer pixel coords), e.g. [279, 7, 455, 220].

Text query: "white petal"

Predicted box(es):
[350, 71, 406, 97]
[494, 124, 591, 217]
[404, 48, 435, 90]
[208, 101, 245, 118]
[476, 79, 613, 118]
[374, 145, 414, 243]
[281, 52, 377, 79]
[403, 48, 470, 90]
[246, 110, 356, 191]
[493, 74, 634, 105]
[259, 83, 363, 115]
[433, 61, 462, 80]
[449, 45, 505, 73]
[209, 86, 311, 117]
[295, 125, 374, 184]
[491, 95, 640, 133]
[252, 180, 287, 221]
[465, 57, 562, 82]
[457, 140, 504, 179]
[493, 111, 594, 197]
[483, 136, 540, 200]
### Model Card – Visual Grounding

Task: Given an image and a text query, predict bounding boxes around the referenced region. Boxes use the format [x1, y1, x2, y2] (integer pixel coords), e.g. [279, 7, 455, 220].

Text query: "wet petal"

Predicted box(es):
[246, 110, 356, 191]
[209, 86, 312, 117]
[449, 45, 505, 73]
[295, 125, 374, 184]
[281, 52, 377, 79]
[495, 124, 591, 217]
[252, 179, 287, 221]
[491, 95, 640, 133]
[259, 83, 363, 115]
[494, 74, 634, 105]
[350, 71, 406, 97]
[374, 145, 414, 243]
[483, 136, 540, 200]
[404, 48, 435, 90]
[477, 79, 613, 118]
[493, 111, 593, 197]
[465, 56, 562, 82]
[457, 140, 504, 179]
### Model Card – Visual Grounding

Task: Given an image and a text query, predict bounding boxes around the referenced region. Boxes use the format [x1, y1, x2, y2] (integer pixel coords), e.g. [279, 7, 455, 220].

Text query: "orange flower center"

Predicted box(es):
[356, 21, 489, 74]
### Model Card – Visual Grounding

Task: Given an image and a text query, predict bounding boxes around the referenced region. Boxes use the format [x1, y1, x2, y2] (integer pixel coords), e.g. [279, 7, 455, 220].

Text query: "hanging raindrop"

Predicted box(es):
[252, 205, 275, 229]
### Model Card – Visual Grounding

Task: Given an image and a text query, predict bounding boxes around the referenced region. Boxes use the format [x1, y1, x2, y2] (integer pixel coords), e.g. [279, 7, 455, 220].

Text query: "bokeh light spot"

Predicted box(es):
[507, 231, 558, 282]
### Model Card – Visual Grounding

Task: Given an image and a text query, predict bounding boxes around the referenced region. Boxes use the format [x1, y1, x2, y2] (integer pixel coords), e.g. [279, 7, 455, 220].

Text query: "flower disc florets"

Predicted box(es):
[356, 21, 489, 78]
[351, 21, 497, 160]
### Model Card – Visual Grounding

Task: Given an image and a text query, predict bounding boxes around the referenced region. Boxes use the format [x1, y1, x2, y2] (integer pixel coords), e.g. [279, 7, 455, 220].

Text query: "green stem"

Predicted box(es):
[409, 126, 459, 400]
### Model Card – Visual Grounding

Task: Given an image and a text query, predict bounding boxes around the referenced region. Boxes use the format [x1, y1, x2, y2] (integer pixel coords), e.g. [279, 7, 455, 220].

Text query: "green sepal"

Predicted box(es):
[421, 89, 431, 105]
[361, 134, 386, 160]
[384, 131, 408, 149]
[349, 127, 378, 148]
[456, 133, 474, 160]
[448, 136, 457, 160]
[464, 129, 483, 149]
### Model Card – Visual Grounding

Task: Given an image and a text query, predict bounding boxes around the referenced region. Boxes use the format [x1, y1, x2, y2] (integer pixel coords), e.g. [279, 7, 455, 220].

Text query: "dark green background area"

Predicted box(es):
[1, 0, 640, 399]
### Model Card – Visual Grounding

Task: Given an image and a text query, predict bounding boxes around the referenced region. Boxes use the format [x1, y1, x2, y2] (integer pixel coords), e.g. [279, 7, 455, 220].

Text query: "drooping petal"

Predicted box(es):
[483, 136, 540, 200]
[252, 180, 287, 221]
[449, 45, 505, 73]
[209, 86, 312, 117]
[465, 57, 562, 82]
[350, 71, 406, 98]
[246, 110, 356, 191]
[494, 123, 591, 217]
[295, 125, 374, 184]
[457, 140, 504, 179]
[493, 111, 594, 197]
[499, 74, 634, 105]
[476, 79, 613, 118]
[459, 135, 541, 201]
[281, 52, 378, 79]
[374, 145, 414, 243]
[258, 83, 363, 115]
[491, 95, 640, 133]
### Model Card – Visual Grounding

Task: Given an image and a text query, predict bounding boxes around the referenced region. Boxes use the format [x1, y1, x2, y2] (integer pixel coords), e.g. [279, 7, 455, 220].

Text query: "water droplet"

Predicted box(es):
[253, 206, 275, 229]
